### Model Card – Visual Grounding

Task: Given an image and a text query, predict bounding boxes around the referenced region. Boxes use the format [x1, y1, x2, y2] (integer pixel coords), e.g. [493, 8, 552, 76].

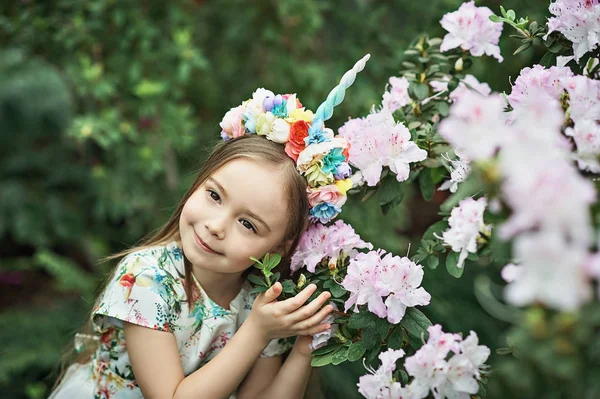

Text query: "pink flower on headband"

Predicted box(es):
[307, 184, 347, 209]
[220, 105, 246, 139]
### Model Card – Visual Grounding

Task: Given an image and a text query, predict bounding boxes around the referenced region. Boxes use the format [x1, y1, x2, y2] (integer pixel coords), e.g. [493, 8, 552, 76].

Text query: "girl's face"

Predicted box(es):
[179, 158, 290, 276]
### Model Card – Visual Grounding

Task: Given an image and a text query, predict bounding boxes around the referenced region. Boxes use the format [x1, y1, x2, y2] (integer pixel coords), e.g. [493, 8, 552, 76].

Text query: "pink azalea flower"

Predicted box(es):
[290, 220, 372, 273]
[341, 251, 430, 323]
[504, 231, 593, 311]
[357, 349, 406, 399]
[506, 65, 573, 110]
[438, 91, 508, 161]
[403, 325, 490, 399]
[441, 197, 489, 268]
[563, 75, 600, 124]
[378, 254, 431, 324]
[382, 76, 411, 113]
[440, 1, 504, 62]
[339, 110, 427, 186]
[545, 0, 600, 62]
[565, 119, 600, 173]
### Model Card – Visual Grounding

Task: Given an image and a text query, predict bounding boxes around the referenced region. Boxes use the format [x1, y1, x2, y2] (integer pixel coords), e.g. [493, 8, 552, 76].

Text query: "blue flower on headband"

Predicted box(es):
[271, 97, 288, 118]
[321, 147, 346, 174]
[243, 111, 257, 133]
[305, 129, 331, 146]
[310, 203, 341, 223]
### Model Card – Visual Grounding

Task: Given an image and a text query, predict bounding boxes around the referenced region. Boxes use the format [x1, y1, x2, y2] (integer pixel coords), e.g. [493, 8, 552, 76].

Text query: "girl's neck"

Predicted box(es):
[191, 266, 245, 310]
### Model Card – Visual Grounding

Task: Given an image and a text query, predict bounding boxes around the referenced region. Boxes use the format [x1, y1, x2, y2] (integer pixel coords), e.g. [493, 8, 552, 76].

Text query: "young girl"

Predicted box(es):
[49, 135, 334, 399]
[50, 55, 369, 399]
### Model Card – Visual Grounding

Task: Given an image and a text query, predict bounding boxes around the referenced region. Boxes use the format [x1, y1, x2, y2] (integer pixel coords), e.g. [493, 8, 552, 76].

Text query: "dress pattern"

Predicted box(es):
[50, 242, 290, 399]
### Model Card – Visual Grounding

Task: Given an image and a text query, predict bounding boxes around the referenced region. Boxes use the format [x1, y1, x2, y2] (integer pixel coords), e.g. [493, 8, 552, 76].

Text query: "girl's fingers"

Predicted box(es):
[288, 291, 331, 323]
[297, 321, 333, 336]
[261, 282, 282, 304]
[280, 284, 317, 312]
[294, 304, 334, 331]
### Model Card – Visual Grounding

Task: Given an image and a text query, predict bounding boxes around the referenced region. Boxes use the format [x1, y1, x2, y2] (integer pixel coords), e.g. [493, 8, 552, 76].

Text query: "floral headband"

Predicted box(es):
[219, 55, 370, 224]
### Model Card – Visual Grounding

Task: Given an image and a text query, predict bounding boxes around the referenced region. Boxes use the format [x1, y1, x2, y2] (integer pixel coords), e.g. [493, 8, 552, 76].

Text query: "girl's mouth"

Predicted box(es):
[194, 232, 220, 255]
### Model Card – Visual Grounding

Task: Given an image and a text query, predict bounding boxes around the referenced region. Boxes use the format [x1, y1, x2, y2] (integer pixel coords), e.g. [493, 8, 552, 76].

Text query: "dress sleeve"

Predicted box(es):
[92, 253, 181, 333]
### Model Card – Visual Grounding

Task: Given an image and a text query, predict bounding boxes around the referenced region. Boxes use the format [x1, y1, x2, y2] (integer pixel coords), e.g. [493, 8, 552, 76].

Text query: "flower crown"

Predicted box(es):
[220, 55, 370, 224]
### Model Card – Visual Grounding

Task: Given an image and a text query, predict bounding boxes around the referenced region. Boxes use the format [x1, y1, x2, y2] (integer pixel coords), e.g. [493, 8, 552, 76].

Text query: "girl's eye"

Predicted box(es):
[240, 219, 257, 233]
[208, 190, 220, 202]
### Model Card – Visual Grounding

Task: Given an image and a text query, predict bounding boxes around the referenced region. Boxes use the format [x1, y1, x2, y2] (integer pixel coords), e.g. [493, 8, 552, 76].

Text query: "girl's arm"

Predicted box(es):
[237, 336, 315, 399]
[124, 283, 333, 399]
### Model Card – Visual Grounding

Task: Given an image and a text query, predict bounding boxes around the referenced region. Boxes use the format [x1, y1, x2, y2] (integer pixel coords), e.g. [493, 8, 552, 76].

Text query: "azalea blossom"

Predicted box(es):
[504, 231, 593, 311]
[438, 91, 508, 161]
[310, 303, 339, 350]
[341, 251, 430, 323]
[358, 349, 406, 399]
[500, 156, 595, 245]
[378, 254, 432, 324]
[563, 75, 600, 124]
[403, 325, 490, 399]
[439, 151, 471, 193]
[441, 197, 489, 268]
[338, 110, 427, 186]
[500, 263, 523, 283]
[565, 119, 600, 173]
[440, 1, 504, 62]
[290, 220, 373, 273]
[545, 0, 600, 62]
[382, 76, 412, 113]
[506, 65, 573, 110]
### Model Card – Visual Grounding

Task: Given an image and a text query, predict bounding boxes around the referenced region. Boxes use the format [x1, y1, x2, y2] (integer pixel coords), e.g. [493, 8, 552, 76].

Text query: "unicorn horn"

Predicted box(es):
[309, 54, 371, 135]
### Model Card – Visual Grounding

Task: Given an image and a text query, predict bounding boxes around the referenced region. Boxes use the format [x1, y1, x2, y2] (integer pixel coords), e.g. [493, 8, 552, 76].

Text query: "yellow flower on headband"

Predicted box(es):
[335, 178, 353, 195]
[287, 108, 314, 124]
[304, 162, 334, 187]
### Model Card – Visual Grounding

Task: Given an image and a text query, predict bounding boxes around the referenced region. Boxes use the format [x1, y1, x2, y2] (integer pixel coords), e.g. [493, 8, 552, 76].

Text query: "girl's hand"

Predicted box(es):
[247, 282, 333, 343]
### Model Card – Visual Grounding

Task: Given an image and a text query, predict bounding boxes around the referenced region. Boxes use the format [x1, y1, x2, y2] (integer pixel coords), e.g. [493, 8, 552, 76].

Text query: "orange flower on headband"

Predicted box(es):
[285, 120, 310, 162]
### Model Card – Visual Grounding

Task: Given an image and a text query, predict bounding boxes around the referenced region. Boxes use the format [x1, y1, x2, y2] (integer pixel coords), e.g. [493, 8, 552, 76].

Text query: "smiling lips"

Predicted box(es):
[194, 232, 220, 255]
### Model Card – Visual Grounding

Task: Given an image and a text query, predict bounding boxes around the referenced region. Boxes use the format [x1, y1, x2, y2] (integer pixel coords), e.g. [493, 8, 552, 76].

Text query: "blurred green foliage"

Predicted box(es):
[0, 0, 550, 397]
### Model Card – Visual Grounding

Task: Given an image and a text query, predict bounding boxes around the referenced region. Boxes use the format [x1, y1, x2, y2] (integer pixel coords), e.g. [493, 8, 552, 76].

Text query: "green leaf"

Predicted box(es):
[426, 256, 439, 270]
[513, 42, 531, 55]
[377, 175, 405, 206]
[421, 220, 449, 243]
[411, 83, 429, 101]
[312, 343, 343, 356]
[330, 283, 347, 298]
[489, 15, 502, 23]
[507, 9, 516, 21]
[401, 307, 432, 339]
[348, 311, 377, 329]
[332, 346, 349, 366]
[419, 168, 435, 201]
[271, 272, 280, 283]
[387, 327, 405, 349]
[249, 286, 269, 294]
[440, 174, 480, 213]
[446, 251, 465, 278]
[311, 351, 335, 367]
[363, 326, 380, 350]
[266, 253, 282, 271]
[133, 79, 166, 97]
[281, 280, 297, 295]
[247, 274, 267, 287]
[375, 318, 391, 337]
[540, 51, 556, 68]
[347, 341, 367, 362]
[436, 101, 450, 117]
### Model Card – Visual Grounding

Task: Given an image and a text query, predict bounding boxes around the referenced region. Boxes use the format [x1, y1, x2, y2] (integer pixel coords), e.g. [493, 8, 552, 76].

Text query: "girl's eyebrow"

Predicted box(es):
[207, 177, 271, 233]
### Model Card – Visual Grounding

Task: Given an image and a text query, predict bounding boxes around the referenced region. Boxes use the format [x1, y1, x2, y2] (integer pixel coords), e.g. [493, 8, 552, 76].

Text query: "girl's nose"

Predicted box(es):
[205, 216, 226, 240]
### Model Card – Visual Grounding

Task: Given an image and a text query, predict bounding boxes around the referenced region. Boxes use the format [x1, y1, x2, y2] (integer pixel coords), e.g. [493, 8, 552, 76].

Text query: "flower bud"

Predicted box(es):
[297, 273, 307, 289]
[454, 57, 464, 72]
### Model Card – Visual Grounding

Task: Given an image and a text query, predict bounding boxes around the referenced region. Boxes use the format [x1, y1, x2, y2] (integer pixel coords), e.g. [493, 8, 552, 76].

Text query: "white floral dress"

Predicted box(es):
[50, 242, 289, 399]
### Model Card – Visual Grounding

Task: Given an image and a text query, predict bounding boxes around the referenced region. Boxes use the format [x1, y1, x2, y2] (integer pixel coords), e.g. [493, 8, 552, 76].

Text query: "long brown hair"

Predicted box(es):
[55, 134, 310, 384]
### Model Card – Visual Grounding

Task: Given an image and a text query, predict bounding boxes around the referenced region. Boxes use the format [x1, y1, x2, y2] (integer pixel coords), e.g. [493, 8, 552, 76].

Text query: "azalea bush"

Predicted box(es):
[252, 1, 600, 398]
